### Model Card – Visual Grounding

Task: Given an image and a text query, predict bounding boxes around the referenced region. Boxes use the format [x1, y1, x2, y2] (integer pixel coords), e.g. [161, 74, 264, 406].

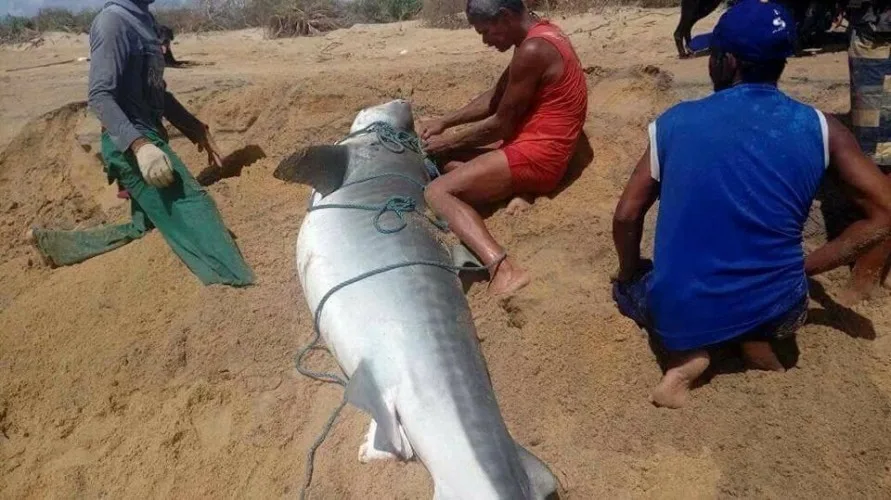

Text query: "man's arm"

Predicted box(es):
[164, 91, 207, 144]
[87, 12, 144, 153]
[613, 146, 660, 282]
[164, 91, 224, 168]
[424, 39, 551, 154]
[805, 115, 891, 275]
[418, 69, 507, 140]
[443, 82, 500, 128]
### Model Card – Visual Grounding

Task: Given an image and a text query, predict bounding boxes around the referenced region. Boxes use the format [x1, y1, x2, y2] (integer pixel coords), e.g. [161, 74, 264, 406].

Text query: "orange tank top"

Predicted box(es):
[505, 20, 588, 166]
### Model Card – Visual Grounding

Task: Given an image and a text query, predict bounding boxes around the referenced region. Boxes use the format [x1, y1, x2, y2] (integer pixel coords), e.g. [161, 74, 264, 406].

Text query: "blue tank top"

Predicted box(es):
[647, 83, 828, 351]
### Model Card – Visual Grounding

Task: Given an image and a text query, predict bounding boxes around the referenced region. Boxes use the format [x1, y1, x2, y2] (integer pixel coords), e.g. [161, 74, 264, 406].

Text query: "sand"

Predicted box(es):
[1, 7, 890, 499]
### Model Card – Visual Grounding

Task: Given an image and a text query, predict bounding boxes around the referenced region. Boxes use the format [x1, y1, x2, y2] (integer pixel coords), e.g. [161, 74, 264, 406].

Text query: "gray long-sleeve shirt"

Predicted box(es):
[88, 0, 205, 152]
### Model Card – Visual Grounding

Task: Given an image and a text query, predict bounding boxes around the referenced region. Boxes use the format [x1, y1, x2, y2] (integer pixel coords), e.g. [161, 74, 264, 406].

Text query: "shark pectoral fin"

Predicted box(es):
[516, 444, 561, 500]
[359, 419, 414, 463]
[359, 420, 397, 463]
[272, 144, 350, 196]
[449, 243, 484, 271]
[345, 361, 414, 461]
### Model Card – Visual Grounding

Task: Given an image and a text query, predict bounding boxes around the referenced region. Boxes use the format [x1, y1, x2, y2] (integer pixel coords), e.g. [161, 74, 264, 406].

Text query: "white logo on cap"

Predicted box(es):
[772, 11, 786, 33]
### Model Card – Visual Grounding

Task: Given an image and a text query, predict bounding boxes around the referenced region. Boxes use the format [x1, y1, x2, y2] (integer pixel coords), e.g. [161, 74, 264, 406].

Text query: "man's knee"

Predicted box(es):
[443, 160, 464, 173]
[425, 178, 450, 205]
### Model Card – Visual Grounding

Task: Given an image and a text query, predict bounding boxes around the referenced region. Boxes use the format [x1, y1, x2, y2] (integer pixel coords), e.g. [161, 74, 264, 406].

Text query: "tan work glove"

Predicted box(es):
[135, 143, 175, 188]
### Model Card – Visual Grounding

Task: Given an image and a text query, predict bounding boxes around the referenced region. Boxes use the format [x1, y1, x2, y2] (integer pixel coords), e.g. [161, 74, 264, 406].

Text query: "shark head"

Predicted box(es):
[350, 99, 415, 135]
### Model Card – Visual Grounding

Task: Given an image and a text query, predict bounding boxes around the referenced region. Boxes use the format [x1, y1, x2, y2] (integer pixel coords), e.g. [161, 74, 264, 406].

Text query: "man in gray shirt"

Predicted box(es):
[28, 0, 253, 287]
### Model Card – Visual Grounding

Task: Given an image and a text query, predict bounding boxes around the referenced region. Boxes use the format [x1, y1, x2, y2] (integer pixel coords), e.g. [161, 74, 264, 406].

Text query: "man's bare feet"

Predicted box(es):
[488, 256, 530, 296]
[651, 350, 710, 409]
[505, 195, 533, 216]
[741, 341, 786, 372]
[836, 275, 878, 307]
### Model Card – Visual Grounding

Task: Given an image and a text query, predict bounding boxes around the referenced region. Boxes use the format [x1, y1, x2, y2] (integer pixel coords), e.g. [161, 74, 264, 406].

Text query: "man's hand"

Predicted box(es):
[131, 137, 151, 153]
[611, 265, 639, 284]
[611, 258, 654, 284]
[196, 125, 224, 169]
[418, 118, 447, 141]
[423, 132, 454, 156]
[134, 141, 175, 188]
[805, 115, 891, 276]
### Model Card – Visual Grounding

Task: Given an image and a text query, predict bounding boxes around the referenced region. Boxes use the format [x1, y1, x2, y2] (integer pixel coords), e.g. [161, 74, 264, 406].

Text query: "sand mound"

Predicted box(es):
[0, 102, 124, 268]
[2, 9, 890, 499]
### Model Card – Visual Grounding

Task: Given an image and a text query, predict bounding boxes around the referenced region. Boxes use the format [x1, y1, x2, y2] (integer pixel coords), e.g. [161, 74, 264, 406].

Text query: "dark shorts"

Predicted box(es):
[613, 264, 808, 351]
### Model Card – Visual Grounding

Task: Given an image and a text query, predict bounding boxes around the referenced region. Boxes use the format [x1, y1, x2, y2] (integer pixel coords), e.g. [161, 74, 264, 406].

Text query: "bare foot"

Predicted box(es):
[488, 257, 530, 296]
[741, 341, 785, 372]
[650, 350, 710, 409]
[836, 280, 874, 307]
[505, 195, 533, 216]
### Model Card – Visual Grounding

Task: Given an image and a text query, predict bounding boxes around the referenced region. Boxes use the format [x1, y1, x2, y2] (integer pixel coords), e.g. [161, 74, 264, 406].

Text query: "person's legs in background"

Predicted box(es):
[845, 29, 891, 301]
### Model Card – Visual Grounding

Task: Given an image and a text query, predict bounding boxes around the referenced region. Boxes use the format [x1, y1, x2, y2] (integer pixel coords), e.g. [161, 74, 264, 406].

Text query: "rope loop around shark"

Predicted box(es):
[274, 100, 561, 499]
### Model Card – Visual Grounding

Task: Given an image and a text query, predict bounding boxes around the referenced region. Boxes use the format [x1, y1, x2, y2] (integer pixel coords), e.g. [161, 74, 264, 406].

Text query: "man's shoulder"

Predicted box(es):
[779, 92, 821, 113]
[517, 36, 559, 57]
[91, 5, 129, 35]
[653, 97, 710, 127]
[513, 37, 559, 71]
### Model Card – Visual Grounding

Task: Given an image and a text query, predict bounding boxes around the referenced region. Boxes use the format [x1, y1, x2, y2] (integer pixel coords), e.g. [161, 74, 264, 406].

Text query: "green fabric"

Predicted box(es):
[33, 130, 254, 287]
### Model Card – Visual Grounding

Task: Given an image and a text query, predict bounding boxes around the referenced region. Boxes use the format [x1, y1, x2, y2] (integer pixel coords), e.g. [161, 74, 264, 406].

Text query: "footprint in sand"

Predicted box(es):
[190, 404, 233, 453]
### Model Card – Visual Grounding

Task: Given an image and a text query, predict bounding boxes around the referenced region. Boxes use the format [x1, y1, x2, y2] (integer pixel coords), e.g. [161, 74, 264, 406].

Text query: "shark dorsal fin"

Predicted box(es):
[273, 144, 350, 196]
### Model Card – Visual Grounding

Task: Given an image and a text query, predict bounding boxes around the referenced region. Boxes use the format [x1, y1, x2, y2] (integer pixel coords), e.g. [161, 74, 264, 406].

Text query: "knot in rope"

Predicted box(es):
[306, 195, 418, 235]
[340, 121, 440, 179]
[374, 195, 416, 233]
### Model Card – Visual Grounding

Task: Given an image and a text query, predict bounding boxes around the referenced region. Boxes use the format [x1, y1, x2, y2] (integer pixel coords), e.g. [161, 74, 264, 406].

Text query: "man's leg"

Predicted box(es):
[27, 178, 152, 267]
[434, 144, 501, 173]
[27, 205, 149, 267]
[112, 133, 254, 287]
[425, 149, 528, 295]
[740, 298, 806, 371]
[651, 349, 711, 409]
[434, 144, 535, 215]
[740, 341, 786, 371]
[844, 30, 891, 302]
[612, 263, 711, 409]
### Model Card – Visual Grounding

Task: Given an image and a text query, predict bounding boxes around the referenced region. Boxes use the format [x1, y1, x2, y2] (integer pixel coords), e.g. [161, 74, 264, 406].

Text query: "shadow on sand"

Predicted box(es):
[197, 144, 267, 186]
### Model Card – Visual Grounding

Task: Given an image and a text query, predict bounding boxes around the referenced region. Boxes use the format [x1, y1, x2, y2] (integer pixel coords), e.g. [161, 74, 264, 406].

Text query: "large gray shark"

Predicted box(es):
[275, 99, 558, 499]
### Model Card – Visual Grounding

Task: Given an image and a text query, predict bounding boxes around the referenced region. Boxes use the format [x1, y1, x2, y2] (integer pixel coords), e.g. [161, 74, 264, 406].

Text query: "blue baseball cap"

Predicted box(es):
[711, 0, 797, 61]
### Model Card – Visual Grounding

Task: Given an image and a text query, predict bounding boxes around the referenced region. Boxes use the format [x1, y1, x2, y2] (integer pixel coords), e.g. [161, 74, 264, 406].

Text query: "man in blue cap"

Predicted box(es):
[611, 0, 891, 408]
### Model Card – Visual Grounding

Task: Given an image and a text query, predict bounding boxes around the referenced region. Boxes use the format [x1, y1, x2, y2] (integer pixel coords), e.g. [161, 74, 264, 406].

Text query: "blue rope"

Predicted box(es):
[295, 121, 470, 500]
[296, 257, 489, 500]
[339, 121, 441, 179]
[307, 196, 417, 234]
[340, 172, 426, 191]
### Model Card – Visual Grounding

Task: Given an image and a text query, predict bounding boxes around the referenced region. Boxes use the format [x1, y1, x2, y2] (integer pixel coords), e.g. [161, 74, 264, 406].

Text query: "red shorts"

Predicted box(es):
[502, 143, 567, 195]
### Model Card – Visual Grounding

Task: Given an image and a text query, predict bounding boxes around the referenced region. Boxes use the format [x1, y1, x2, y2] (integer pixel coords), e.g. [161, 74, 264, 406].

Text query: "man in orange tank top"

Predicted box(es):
[420, 0, 588, 296]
